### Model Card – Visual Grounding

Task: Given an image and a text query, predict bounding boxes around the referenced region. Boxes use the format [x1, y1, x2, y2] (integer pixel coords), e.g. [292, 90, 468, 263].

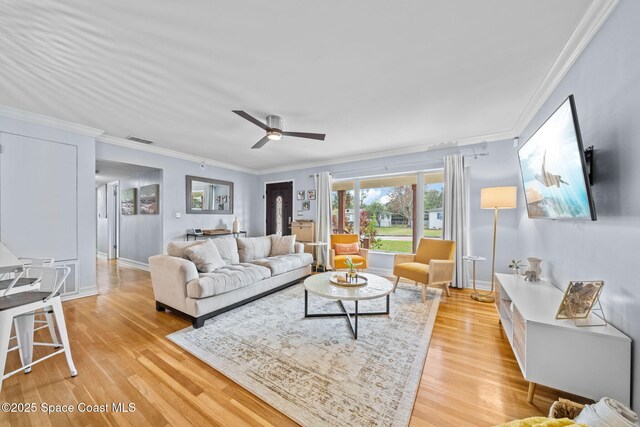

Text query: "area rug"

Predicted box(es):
[168, 282, 441, 427]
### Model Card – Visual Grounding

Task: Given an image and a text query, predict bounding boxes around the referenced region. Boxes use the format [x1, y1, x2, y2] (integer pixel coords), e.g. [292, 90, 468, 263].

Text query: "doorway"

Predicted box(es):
[265, 181, 293, 236]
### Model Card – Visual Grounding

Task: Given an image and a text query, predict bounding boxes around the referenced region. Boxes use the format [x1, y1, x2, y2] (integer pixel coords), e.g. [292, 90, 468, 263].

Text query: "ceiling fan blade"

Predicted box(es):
[232, 110, 270, 130]
[282, 131, 326, 141]
[251, 136, 271, 149]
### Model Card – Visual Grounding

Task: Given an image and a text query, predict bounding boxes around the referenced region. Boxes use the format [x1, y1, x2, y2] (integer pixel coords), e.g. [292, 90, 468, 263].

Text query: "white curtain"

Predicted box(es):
[443, 154, 468, 288]
[315, 172, 332, 265]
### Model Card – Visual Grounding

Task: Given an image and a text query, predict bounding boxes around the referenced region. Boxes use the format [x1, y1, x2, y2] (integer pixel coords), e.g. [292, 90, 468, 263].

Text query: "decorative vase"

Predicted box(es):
[511, 267, 520, 277]
[232, 217, 239, 233]
[525, 257, 542, 281]
[347, 271, 357, 283]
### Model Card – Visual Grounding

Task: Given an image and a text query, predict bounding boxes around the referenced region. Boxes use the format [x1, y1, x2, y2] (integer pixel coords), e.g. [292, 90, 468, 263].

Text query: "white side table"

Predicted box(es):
[463, 255, 487, 301]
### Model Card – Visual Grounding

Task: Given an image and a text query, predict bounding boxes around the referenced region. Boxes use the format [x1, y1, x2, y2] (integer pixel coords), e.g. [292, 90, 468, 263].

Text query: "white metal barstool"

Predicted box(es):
[0, 258, 60, 348]
[0, 266, 77, 392]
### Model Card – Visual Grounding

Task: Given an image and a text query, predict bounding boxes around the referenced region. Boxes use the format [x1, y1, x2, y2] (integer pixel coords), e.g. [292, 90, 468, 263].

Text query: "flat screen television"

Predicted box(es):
[518, 95, 596, 220]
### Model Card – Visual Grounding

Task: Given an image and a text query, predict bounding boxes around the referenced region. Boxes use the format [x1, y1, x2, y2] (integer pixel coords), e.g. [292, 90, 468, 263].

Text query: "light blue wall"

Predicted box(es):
[119, 169, 163, 264]
[0, 115, 97, 296]
[516, 0, 639, 409]
[96, 142, 259, 251]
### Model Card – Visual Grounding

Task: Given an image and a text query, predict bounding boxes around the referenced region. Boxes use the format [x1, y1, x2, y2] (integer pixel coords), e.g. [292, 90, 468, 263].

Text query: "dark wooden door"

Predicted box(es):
[266, 182, 293, 235]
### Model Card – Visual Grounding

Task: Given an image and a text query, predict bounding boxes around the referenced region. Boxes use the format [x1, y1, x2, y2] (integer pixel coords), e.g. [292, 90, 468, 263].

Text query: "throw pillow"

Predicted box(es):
[184, 239, 226, 273]
[167, 240, 206, 259]
[237, 236, 272, 262]
[270, 234, 296, 256]
[335, 242, 360, 255]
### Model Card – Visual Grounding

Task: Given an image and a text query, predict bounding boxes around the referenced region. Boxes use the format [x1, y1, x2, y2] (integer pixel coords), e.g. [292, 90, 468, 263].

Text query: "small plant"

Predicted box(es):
[345, 256, 363, 273]
[508, 259, 525, 270]
[508, 259, 525, 276]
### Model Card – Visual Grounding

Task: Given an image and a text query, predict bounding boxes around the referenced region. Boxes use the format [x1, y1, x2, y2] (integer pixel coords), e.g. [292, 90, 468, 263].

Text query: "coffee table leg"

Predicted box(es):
[304, 289, 308, 317]
[354, 300, 358, 339]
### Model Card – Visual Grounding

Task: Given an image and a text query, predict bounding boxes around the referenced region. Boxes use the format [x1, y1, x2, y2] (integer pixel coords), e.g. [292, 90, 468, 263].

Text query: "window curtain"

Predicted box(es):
[443, 154, 468, 288]
[315, 172, 332, 265]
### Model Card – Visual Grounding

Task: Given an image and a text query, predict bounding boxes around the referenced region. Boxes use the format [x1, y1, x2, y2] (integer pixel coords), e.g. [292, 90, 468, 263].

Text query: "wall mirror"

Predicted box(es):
[186, 175, 234, 214]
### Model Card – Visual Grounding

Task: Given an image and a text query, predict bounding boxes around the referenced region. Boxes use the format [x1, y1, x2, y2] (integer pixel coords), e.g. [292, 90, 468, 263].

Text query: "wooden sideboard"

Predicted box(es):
[495, 273, 631, 405]
[291, 221, 315, 256]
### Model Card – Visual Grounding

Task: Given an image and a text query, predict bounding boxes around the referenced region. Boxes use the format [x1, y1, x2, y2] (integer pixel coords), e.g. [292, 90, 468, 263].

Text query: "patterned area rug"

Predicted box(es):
[168, 282, 441, 427]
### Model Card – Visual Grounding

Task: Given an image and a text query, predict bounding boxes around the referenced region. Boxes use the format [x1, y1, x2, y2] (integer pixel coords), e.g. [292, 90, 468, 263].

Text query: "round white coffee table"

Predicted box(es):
[304, 272, 393, 339]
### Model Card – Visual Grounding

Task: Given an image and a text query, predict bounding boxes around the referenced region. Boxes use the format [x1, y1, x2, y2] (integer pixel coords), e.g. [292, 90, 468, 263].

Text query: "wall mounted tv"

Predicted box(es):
[518, 95, 597, 220]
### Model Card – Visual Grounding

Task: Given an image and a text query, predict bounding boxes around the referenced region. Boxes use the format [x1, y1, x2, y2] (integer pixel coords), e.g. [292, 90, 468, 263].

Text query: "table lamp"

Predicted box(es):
[473, 186, 517, 303]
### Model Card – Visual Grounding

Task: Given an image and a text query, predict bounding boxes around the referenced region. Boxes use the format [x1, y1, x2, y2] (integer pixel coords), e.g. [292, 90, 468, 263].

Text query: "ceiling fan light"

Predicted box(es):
[267, 131, 282, 140]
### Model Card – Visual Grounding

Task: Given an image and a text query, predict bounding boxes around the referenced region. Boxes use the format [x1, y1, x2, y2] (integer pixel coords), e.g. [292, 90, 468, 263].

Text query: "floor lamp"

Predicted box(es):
[472, 186, 517, 303]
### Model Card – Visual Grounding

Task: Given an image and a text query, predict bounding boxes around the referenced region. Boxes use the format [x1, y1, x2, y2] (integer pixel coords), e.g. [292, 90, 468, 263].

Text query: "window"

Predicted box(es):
[332, 170, 444, 253]
[424, 171, 444, 238]
[275, 195, 283, 235]
[331, 181, 354, 233]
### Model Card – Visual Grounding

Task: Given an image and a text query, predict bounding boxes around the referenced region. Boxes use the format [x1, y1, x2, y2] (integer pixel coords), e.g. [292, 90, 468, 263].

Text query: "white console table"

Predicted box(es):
[495, 273, 631, 405]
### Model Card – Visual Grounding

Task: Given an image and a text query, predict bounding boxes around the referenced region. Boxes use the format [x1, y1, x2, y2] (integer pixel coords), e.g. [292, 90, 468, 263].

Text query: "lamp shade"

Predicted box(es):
[481, 186, 517, 209]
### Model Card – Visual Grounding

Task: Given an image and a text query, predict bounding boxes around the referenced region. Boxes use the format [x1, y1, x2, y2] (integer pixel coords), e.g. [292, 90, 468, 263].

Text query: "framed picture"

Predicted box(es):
[302, 201, 310, 210]
[307, 190, 316, 200]
[121, 188, 137, 215]
[556, 281, 604, 319]
[297, 190, 306, 200]
[140, 184, 160, 214]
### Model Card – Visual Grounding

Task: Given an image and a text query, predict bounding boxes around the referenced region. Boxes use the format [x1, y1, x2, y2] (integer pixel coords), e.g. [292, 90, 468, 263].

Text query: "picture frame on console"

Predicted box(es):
[556, 280, 604, 320]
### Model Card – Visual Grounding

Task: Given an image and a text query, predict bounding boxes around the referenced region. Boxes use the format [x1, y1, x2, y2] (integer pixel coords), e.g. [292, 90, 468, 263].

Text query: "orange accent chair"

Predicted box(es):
[329, 234, 368, 271]
[393, 238, 455, 302]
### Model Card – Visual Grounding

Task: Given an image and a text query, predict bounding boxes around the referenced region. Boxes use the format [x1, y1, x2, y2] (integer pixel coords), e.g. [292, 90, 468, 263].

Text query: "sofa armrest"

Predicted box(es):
[294, 242, 305, 254]
[394, 253, 416, 266]
[428, 260, 455, 285]
[148, 255, 199, 312]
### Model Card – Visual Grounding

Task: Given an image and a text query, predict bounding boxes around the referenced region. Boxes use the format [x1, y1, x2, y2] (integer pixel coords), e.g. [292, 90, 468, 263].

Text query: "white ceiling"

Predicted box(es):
[95, 160, 158, 186]
[0, 1, 615, 173]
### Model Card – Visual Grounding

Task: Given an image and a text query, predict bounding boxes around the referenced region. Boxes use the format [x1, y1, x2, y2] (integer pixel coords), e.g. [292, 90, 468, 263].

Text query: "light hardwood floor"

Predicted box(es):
[0, 260, 587, 426]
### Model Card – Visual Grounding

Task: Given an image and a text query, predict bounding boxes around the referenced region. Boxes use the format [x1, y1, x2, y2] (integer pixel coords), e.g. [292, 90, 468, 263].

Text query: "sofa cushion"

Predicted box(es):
[270, 234, 296, 256]
[167, 240, 206, 259]
[250, 253, 313, 276]
[186, 263, 271, 299]
[211, 237, 240, 265]
[184, 240, 226, 273]
[237, 236, 272, 262]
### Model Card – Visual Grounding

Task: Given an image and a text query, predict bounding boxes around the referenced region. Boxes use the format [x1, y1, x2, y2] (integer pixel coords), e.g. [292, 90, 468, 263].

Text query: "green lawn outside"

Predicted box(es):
[375, 226, 442, 238]
[376, 240, 413, 253]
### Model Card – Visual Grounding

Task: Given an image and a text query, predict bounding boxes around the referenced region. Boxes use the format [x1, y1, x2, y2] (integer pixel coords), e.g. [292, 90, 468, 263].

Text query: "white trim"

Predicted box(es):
[96, 251, 108, 259]
[61, 286, 99, 301]
[472, 280, 492, 291]
[117, 258, 150, 272]
[98, 134, 259, 175]
[366, 267, 393, 277]
[0, 104, 104, 137]
[262, 179, 295, 236]
[511, 0, 619, 137]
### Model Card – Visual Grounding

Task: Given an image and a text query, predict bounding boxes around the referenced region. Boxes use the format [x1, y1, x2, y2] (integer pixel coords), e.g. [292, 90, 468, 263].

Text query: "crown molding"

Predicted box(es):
[0, 104, 105, 137]
[511, 0, 619, 136]
[256, 128, 514, 175]
[97, 134, 260, 175]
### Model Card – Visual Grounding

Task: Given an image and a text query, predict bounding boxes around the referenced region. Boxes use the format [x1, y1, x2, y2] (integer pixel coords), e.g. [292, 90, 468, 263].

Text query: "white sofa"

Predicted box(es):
[149, 235, 313, 328]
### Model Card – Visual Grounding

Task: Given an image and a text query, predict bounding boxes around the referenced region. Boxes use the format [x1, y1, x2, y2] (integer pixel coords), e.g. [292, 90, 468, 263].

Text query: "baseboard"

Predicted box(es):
[365, 267, 393, 277]
[471, 280, 492, 291]
[117, 258, 150, 271]
[62, 286, 99, 301]
[96, 251, 108, 259]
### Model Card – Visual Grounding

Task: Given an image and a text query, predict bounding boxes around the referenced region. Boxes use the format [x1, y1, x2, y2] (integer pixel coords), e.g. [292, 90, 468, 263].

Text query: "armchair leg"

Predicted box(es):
[393, 277, 399, 292]
[421, 284, 426, 303]
[444, 283, 451, 297]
